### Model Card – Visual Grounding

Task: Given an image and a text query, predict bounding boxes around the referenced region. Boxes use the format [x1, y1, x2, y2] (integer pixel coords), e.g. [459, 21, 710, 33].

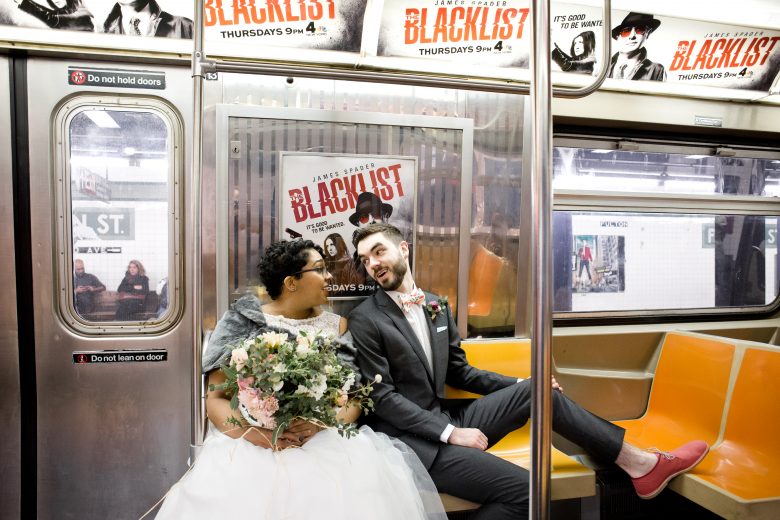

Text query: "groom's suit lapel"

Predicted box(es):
[374, 290, 434, 383]
[424, 291, 449, 393]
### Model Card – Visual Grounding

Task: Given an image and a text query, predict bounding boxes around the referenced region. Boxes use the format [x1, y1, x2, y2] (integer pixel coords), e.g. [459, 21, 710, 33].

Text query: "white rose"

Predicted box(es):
[296, 343, 313, 356]
[310, 374, 327, 400]
[230, 348, 249, 370]
[273, 380, 284, 392]
[341, 373, 356, 392]
[261, 331, 288, 348]
[295, 384, 312, 396]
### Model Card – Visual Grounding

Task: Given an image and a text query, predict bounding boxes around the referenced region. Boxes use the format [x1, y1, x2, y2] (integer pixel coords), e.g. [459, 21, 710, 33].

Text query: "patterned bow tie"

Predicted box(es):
[399, 288, 425, 313]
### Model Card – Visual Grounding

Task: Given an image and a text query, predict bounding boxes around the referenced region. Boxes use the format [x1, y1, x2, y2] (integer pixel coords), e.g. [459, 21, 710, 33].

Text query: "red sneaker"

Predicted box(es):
[631, 440, 709, 499]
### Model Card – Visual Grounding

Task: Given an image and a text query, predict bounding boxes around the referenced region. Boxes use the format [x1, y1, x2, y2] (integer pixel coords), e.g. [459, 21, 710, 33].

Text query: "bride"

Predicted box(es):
[155, 239, 446, 520]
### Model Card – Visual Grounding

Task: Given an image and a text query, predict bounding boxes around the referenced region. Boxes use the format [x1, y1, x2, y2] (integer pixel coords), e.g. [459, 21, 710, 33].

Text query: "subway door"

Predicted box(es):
[25, 58, 193, 519]
[1, 56, 21, 520]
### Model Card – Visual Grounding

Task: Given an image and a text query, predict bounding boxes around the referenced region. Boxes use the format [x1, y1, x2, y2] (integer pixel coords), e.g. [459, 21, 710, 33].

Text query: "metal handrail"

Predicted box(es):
[189, 0, 206, 461]
[530, 1, 553, 517]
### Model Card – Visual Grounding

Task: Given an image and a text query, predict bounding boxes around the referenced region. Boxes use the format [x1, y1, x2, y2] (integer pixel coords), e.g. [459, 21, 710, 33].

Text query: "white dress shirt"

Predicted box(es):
[387, 287, 455, 443]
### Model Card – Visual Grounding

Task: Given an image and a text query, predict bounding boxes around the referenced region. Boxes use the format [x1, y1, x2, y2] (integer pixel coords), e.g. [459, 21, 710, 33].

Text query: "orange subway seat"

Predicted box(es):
[615, 332, 735, 450]
[467, 244, 504, 317]
[443, 339, 595, 509]
[690, 347, 780, 501]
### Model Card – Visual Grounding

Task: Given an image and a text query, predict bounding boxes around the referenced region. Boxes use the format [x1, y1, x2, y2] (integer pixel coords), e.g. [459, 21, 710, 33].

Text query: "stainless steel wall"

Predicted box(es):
[0, 55, 21, 520]
[202, 75, 526, 332]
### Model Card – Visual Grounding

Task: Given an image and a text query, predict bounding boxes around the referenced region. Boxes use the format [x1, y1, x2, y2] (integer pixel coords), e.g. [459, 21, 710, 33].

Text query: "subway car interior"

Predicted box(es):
[2, 0, 780, 519]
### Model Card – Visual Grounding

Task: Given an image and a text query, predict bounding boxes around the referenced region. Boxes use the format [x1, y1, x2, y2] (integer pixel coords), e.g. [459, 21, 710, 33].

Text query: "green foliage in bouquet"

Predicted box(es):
[210, 330, 374, 446]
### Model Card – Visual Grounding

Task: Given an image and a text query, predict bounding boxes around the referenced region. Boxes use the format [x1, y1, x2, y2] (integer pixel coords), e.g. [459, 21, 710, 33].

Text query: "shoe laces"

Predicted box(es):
[646, 447, 675, 460]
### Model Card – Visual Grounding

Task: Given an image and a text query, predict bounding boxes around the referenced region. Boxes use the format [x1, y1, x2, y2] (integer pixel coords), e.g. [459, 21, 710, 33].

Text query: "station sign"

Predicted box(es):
[702, 222, 777, 248]
[72, 208, 135, 241]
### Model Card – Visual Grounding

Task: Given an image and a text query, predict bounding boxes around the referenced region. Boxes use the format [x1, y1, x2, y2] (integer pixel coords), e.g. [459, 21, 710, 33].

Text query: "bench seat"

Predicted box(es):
[442, 339, 595, 512]
[669, 345, 780, 520]
[81, 290, 159, 322]
[614, 332, 736, 450]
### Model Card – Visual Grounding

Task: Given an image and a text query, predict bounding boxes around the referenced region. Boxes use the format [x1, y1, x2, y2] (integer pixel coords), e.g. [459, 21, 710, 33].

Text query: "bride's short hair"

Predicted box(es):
[258, 239, 324, 299]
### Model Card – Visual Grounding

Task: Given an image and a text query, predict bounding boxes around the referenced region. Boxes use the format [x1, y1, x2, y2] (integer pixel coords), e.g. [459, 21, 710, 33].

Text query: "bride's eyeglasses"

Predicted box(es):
[292, 266, 329, 276]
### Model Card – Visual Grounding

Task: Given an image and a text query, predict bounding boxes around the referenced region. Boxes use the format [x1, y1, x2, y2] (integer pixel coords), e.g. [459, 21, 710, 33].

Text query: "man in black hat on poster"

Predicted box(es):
[607, 12, 666, 81]
[349, 191, 394, 228]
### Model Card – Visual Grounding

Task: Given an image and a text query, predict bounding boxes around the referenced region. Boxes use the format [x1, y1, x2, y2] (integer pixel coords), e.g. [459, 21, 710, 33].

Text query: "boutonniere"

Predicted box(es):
[425, 296, 448, 320]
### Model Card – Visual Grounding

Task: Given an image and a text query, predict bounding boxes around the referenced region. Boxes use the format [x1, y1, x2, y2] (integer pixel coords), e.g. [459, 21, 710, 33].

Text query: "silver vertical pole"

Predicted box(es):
[529, 0, 554, 518]
[190, 0, 206, 462]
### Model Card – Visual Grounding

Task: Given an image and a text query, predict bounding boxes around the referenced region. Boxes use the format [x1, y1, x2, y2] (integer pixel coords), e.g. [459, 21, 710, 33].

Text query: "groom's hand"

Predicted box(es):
[448, 427, 488, 450]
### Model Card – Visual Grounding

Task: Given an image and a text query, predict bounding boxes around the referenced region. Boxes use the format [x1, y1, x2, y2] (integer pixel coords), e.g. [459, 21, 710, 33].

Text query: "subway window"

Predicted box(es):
[469, 151, 522, 336]
[553, 212, 779, 314]
[553, 144, 780, 197]
[552, 138, 780, 316]
[60, 103, 179, 329]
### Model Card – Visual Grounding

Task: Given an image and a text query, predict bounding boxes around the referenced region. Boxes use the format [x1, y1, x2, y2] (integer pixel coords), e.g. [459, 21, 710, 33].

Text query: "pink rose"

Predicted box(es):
[238, 388, 279, 429]
[237, 376, 255, 391]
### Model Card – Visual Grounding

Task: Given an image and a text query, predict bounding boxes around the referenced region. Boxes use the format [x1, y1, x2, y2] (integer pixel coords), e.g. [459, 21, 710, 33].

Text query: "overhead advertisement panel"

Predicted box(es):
[375, 0, 531, 68]
[203, 0, 367, 52]
[372, 1, 780, 92]
[0, 0, 193, 38]
[1, 1, 778, 94]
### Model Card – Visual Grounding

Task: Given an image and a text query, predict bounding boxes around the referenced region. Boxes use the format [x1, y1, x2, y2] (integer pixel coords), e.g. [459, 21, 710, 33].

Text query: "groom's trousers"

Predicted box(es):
[427, 379, 625, 520]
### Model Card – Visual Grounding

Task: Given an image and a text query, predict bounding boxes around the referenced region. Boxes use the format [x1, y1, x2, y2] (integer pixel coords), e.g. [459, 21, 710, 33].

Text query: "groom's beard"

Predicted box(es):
[374, 258, 407, 291]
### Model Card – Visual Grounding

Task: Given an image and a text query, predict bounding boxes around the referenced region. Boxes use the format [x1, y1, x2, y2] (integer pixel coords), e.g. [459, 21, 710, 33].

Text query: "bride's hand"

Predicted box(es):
[242, 426, 301, 450]
[285, 419, 321, 445]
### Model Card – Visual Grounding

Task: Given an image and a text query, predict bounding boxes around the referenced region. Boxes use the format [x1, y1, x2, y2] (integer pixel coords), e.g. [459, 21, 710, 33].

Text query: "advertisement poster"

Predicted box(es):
[0, 0, 193, 38]
[548, 5, 780, 91]
[203, 0, 367, 51]
[550, 3, 604, 76]
[0, 0, 366, 51]
[3, 2, 778, 93]
[374, 2, 780, 92]
[376, 0, 531, 67]
[572, 234, 625, 293]
[280, 153, 417, 298]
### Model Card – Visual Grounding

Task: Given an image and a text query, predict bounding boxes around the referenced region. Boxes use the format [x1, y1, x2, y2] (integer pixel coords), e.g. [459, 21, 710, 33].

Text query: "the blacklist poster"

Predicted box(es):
[280, 153, 418, 298]
[376, 0, 531, 67]
[0, 0, 193, 38]
[203, 0, 368, 51]
[547, 4, 780, 91]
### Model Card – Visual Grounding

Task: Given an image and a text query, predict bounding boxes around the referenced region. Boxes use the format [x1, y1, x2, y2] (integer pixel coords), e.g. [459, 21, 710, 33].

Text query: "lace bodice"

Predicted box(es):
[264, 311, 341, 337]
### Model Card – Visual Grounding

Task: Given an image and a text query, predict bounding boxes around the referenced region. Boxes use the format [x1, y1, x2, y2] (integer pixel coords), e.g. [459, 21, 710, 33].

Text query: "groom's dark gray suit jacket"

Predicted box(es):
[348, 289, 516, 468]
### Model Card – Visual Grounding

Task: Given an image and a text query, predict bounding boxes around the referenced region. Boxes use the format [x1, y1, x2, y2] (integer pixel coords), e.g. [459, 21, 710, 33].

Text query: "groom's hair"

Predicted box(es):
[258, 239, 323, 299]
[352, 223, 404, 249]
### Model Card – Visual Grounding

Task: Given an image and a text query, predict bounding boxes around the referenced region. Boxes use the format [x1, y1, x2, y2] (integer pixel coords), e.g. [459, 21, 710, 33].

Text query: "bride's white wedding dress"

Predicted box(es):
[155, 310, 445, 520]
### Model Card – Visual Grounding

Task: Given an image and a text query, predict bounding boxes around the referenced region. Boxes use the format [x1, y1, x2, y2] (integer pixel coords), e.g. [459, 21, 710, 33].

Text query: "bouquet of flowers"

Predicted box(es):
[212, 330, 375, 445]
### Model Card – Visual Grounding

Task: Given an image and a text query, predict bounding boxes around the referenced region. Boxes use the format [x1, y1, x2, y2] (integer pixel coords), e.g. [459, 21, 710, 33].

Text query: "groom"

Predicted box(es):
[348, 223, 708, 519]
